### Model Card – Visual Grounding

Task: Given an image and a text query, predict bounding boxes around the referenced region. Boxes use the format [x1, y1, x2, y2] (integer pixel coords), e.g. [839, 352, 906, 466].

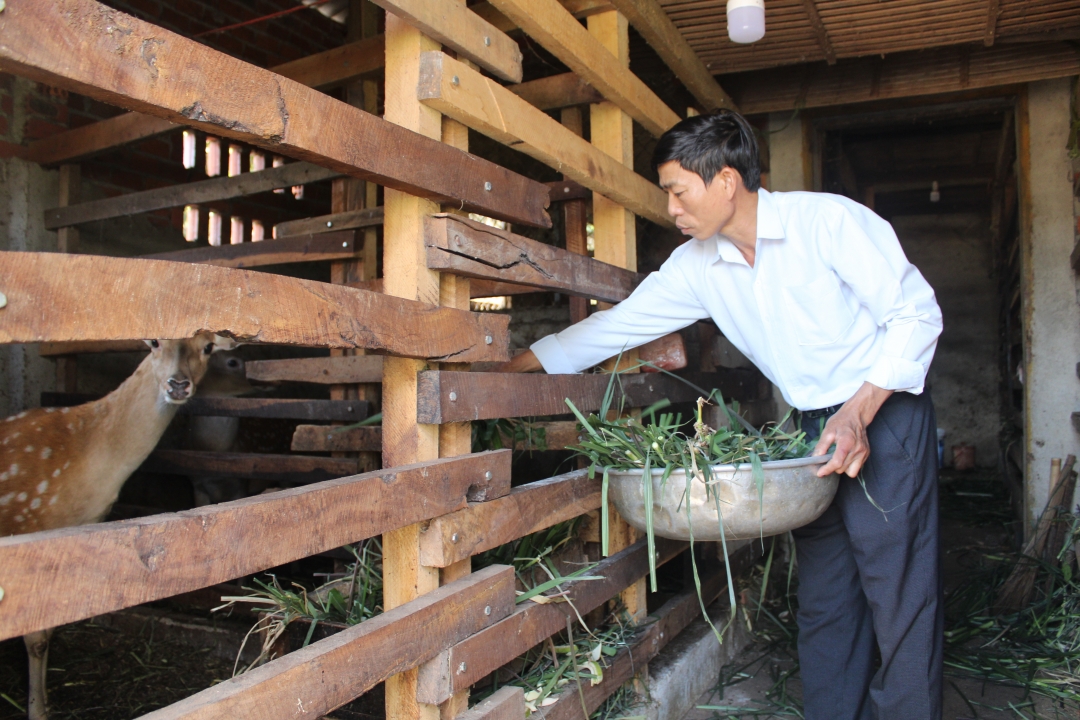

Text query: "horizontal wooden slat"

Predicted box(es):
[488, 0, 681, 137]
[38, 339, 147, 356]
[417, 537, 686, 702]
[245, 355, 385, 385]
[44, 162, 342, 230]
[419, 469, 599, 568]
[547, 179, 592, 203]
[0, 253, 510, 363]
[139, 565, 515, 720]
[145, 231, 361, 269]
[368, 0, 522, 82]
[425, 214, 643, 303]
[0, 0, 551, 228]
[41, 393, 371, 421]
[417, 52, 671, 228]
[24, 35, 386, 166]
[0, 451, 510, 641]
[291, 425, 383, 453]
[142, 451, 360, 484]
[416, 370, 770, 423]
[456, 687, 524, 720]
[273, 207, 385, 238]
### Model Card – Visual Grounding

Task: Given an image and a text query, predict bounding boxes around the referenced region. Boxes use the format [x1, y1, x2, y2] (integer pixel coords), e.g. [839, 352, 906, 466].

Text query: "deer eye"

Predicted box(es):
[203, 343, 215, 355]
[150, 340, 160, 349]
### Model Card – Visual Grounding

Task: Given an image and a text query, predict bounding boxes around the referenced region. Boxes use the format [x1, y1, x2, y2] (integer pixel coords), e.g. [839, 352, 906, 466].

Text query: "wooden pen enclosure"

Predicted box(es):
[0, 2, 768, 719]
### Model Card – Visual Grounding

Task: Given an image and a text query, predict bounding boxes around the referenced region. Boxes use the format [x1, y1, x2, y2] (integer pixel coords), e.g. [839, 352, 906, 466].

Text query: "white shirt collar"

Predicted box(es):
[712, 188, 785, 266]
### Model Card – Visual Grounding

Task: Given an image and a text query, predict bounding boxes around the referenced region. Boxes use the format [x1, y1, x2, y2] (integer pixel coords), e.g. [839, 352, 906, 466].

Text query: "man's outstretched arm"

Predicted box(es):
[495, 349, 542, 373]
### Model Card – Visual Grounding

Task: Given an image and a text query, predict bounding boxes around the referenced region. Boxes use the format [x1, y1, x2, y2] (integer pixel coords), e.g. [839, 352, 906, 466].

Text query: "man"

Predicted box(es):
[500, 110, 944, 720]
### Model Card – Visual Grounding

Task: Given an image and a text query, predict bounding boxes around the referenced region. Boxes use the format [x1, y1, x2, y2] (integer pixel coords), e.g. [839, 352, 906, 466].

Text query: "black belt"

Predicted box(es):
[801, 403, 844, 420]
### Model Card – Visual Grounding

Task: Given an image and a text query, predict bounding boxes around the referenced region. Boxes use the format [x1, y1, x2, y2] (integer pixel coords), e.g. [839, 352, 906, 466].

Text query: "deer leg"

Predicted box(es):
[24, 627, 53, 720]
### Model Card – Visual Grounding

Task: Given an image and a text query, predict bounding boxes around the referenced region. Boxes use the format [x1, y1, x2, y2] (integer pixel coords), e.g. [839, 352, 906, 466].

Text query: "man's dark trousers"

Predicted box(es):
[793, 391, 943, 720]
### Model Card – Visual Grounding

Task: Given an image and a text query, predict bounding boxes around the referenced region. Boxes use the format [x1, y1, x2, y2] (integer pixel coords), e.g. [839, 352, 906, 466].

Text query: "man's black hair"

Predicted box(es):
[652, 109, 761, 192]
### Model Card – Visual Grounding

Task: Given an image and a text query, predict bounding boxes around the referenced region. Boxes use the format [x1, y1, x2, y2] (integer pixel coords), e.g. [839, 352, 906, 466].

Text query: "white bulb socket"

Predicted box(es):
[727, 0, 766, 44]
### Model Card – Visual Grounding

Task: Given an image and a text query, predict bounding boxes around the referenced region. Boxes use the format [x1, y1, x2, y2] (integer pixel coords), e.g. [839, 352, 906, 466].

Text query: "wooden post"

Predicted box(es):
[331, 0, 382, 471]
[561, 107, 590, 325]
[587, 9, 646, 623]
[55, 164, 80, 393]
[380, 7, 474, 720]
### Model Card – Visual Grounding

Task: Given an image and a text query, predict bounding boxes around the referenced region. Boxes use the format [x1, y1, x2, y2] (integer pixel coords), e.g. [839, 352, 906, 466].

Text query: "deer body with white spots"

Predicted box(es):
[0, 333, 235, 720]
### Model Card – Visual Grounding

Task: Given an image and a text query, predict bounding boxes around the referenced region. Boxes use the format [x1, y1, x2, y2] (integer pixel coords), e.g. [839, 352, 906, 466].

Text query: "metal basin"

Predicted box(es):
[607, 455, 838, 541]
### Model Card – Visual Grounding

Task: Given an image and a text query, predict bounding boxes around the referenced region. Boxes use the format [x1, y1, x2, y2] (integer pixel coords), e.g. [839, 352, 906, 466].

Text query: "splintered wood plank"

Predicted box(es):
[24, 35, 387, 166]
[419, 469, 600, 568]
[415, 370, 769, 423]
[0, 451, 511, 641]
[0, 253, 509, 363]
[510, 72, 603, 110]
[245, 356, 385, 385]
[142, 451, 360, 484]
[0, 1, 550, 228]
[368, 0, 522, 82]
[607, 0, 737, 111]
[145, 231, 361, 269]
[137, 565, 516, 720]
[487, 0, 679, 137]
[425, 214, 642, 302]
[45, 162, 343, 229]
[40, 394, 371, 421]
[416, 52, 670, 227]
[274, 208, 385, 238]
[416, 538, 686, 703]
[291, 425, 383, 453]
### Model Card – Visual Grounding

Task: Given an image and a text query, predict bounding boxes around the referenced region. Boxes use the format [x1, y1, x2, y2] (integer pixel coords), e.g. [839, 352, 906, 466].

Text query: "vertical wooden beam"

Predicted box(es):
[561, 107, 590, 325]
[1016, 87, 1035, 540]
[587, 9, 646, 624]
[436, 14, 475, 720]
[331, 0, 382, 472]
[382, 9, 443, 720]
[55, 164, 80, 392]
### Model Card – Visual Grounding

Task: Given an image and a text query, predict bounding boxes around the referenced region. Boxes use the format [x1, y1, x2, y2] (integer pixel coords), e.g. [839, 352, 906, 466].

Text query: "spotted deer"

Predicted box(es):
[0, 332, 236, 720]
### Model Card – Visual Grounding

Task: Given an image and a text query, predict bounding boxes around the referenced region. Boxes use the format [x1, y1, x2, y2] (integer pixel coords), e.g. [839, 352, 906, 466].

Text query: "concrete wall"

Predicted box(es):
[1020, 77, 1080, 531]
[0, 157, 58, 419]
[894, 213, 999, 466]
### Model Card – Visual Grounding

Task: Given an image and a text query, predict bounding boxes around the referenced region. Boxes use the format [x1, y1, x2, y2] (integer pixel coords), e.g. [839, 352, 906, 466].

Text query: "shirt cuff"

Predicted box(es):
[864, 355, 926, 394]
[531, 335, 580, 375]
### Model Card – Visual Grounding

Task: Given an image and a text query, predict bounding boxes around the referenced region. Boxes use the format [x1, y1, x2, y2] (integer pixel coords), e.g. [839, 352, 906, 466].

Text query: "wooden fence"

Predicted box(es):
[0, 1, 761, 719]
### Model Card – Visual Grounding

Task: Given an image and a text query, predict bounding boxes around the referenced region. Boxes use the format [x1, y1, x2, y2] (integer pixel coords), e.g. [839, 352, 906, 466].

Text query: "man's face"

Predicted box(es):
[658, 161, 737, 240]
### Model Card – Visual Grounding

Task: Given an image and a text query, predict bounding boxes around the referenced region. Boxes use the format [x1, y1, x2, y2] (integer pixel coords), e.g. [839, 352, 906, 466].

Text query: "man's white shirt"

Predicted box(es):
[530, 188, 943, 411]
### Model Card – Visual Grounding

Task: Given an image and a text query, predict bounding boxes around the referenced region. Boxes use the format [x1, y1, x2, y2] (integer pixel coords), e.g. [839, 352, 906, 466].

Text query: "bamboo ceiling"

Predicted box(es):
[656, 0, 1080, 75]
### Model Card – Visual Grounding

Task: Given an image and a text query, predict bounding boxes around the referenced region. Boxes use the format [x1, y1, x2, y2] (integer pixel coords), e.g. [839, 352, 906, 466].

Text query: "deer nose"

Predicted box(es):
[167, 377, 192, 400]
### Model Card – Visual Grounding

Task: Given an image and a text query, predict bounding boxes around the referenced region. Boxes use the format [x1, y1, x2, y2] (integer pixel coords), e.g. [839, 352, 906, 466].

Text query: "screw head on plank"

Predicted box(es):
[484, 335, 492, 344]
[0, 291, 6, 309]
[326, 221, 333, 227]
[485, 471, 492, 480]
[458, 662, 467, 674]
[484, 182, 492, 192]
[484, 36, 491, 46]
[449, 391, 458, 401]
[452, 75, 460, 86]
[342, 242, 348, 248]
[484, 605, 491, 615]
[451, 533, 460, 543]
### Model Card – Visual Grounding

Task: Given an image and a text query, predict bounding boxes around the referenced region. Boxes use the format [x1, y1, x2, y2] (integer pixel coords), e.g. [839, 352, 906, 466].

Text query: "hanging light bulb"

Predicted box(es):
[727, 0, 766, 44]
[929, 181, 941, 203]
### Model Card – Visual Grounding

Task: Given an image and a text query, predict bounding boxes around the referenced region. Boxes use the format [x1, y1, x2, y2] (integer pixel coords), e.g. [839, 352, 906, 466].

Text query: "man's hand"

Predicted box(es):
[492, 349, 542, 373]
[813, 382, 893, 478]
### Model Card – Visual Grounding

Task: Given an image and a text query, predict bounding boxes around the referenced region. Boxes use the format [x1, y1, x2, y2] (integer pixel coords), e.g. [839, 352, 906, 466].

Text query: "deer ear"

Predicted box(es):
[211, 335, 243, 352]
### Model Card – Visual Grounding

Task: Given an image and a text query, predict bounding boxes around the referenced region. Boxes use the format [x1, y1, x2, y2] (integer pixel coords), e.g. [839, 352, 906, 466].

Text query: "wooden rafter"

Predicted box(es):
[724, 43, 1080, 115]
[608, 0, 737, 110]
[489, 0, 681, 137]
[0, 1, 549, 227]
[984, 0, 1003, 46]
[801, 0, 837, 65]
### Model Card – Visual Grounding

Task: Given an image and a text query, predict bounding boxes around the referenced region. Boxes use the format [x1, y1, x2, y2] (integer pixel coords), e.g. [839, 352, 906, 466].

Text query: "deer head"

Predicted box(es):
[143, 333, 239, 404]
